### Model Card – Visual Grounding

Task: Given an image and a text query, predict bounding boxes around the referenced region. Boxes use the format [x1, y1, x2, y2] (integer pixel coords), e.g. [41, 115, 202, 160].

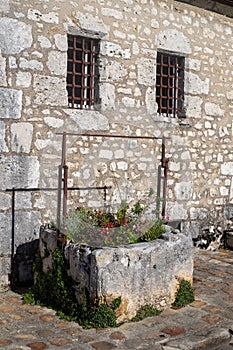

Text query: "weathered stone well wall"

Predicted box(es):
[0, 0, 233, 289]
[40, 228, 194, 322]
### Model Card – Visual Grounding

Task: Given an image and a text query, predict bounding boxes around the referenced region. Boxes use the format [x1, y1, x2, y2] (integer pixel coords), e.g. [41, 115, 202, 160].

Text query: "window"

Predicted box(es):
[66, 35, 100, 110]
[156, 52, 185, 118]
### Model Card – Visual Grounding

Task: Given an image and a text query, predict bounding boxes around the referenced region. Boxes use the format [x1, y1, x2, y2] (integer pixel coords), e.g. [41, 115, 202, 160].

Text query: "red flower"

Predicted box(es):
[107, 222, 114, 227]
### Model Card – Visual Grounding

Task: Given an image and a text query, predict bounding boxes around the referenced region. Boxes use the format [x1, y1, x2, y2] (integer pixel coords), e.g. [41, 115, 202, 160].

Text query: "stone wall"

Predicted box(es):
[40, 228, 194, 322]
[0, 0, 233, 289]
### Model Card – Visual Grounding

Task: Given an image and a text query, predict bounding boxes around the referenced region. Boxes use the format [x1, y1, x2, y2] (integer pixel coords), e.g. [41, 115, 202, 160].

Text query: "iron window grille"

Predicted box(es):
[156, 52, 185, 118]
[67, 35, 100, 110]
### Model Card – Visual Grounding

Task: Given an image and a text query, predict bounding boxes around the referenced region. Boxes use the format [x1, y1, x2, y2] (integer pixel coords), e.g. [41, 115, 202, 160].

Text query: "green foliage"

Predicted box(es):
[172, 280, 195, 307]
[111, 296, 122, 310]
[131, 305, 161, 322]
[137, 219, 166, 242]
[24, 248, 78, 317]
[64, 190, 167, 247]
[23, 248, 121, 329]
[23, 291, 35, 304]
[87, 304, 117, 328]
[130, 201, 144, 216]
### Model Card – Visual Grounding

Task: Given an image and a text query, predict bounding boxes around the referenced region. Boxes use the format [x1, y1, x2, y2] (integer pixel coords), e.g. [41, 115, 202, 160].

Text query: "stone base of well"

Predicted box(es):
[39, 227, 194, 323]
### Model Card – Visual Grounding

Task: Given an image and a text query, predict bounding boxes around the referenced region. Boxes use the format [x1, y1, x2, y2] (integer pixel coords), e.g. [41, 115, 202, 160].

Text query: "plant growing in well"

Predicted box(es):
[63, 189, 169, 247]
[23, 247, 121, 329]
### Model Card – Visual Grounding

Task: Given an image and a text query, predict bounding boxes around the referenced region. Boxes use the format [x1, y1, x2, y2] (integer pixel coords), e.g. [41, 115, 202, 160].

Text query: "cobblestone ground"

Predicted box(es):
[0, 248, 233, 350]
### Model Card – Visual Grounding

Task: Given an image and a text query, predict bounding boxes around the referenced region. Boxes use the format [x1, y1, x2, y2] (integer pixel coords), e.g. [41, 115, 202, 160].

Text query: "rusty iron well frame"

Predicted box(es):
[56, 132, 169, 233]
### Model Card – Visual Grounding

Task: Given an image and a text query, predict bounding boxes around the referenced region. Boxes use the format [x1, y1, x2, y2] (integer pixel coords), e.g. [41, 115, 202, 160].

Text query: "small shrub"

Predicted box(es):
[111, 296, 122, 310]
[137, 219, 166, 242]
[23, 248, 121, 329]
[131, 305, 161, 322]
[172, 280, 195, 307]
[87, 304, 117, 328]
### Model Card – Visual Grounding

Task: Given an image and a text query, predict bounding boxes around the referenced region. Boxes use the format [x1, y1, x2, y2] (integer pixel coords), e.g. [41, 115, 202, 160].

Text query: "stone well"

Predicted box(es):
[39, 227, 194, 323]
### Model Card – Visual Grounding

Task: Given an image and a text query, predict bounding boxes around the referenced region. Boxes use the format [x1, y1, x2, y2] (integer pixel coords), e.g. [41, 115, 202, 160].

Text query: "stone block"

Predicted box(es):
[0, 52, 7, 86]
[71, 11, 108, 35]
[40, 228, 193, 323]
[205, 102, 224, 117]
[0, 212, 11, 254]
[137, 58, 156, 86]
[175, 181, 192, 201]
[47, 51, 66, 76]
[63, 109, 109, 131]
[101, 42, 130, 59]
[16, 71, 32, 88]
[0, 155, 40, 189]
[0, 121, 8, 152]
[0, 193, 11, 210]
[11, 123, 33, 153]
[0, 211, 41, 255]
[33, 75, 67, 107]
[185, 96, 202, 118]
[157, 29, 191, 54]
[0, 0, 9, 13]
[99, 83, 116, 110]
[0, 18, 32, 54]
[0, 256, 11, 292]
[0, 88, 22, 119]
[221, 162, 233, 175]
[54, 34, 67, 51]
[27, 9, 59, 24]
[185, 73, 209, 95]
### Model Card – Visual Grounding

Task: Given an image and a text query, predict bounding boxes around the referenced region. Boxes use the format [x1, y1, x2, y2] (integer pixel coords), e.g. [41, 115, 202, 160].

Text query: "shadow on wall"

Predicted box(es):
[11, 239, 39, 289]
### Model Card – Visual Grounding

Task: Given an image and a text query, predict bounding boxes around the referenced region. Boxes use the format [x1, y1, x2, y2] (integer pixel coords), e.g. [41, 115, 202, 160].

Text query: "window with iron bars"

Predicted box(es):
[66, 35, 100, 110]
[156, 52, 185, 118]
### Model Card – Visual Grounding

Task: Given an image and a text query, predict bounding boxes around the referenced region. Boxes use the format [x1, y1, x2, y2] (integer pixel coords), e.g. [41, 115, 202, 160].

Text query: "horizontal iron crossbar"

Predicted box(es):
[6, 186, 112, 192]
[56, 132, 169, 140]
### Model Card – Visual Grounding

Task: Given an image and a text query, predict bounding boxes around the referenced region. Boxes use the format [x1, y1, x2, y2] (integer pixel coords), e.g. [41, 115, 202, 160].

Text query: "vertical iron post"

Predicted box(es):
[161, 136, 168, 218]
[156, 165, 162, 218]
[57, 165, 62, 233]
[11, 188, 15, 258]
[62, 132, 68, 226]
[162, 159, 168, 218]
[63, 165, 68, 223]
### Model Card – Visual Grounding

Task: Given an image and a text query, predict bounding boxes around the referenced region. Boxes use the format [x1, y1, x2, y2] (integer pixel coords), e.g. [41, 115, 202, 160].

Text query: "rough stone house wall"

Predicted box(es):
[0, 0, 233, 288]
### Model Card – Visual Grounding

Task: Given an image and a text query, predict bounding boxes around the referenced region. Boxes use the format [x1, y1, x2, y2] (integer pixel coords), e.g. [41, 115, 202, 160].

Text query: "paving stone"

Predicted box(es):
[109, 331, 126, 340]
[39, 314, 55, 322]
[37, 330, 55, 338]
[91, 341, 117, 350]
[9, 313, 25, 320]
[54, 321, 69, 328]
[65, 327, 82, 335]
[189, 300, 207, 308]
[49, 337, 72, 346]
[141, 331, 160, 340]
[27, 342, 48, 350]
[160, 325, 186, 337]
[0, 304, 14, 312]
[27, 308, 44, 315]
[0, 339, 12, 347]
[203, 305, 221, 314]
[78, 334, 96, 343]
[14, 334, 37, 340]
[201, 315, 224, 324]
[223, 296, 233, 303]
[5, 296, 21, 303]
